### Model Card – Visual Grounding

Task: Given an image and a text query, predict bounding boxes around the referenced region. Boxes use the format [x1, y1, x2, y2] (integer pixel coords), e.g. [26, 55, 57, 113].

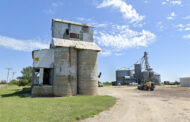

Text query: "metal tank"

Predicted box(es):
[149, 70, 155, 80]
[154, 74, 161, 85]
[53, 47, 77, 96]
[116, 68, 132, 84]
[180, 77, 190, 87]
[142, 70, 149, 81]
[134, 63, 142, 80]
[77, 50, 98, 95]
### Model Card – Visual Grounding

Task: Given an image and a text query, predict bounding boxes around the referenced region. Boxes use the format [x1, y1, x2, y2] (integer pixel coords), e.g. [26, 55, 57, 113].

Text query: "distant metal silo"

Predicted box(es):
[116, 68, 132, 84]
[149, 70, 155, 80]
[53, 47, 77, 96]
[77, 50, 98, 95]
[154, 74, 161, 85]
[180, 77, 190, 87]
[142, 70, 149, 81]
[134, 63, 142, 79]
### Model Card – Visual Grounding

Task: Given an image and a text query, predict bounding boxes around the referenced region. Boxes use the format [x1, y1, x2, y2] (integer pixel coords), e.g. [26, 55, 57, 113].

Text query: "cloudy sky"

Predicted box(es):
[0, 0, 190, 82]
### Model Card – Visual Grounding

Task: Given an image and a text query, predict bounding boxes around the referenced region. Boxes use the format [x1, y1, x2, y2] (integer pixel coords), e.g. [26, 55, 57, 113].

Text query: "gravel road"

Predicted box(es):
[81, 86, 190, 122]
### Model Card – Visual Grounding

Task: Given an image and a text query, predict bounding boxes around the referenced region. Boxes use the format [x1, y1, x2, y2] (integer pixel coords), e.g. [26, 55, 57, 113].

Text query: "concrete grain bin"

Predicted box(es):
[180, 77, 190, 87]
[78, 50, 98, 95]
[53, 47, 77, 96]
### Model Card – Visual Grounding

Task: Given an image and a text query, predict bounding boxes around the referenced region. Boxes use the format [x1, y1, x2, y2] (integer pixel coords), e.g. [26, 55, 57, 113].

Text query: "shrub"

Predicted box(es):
[9, 80, 19, 85]
[0, 80, 7, 84]
[18, 79, 29, 86]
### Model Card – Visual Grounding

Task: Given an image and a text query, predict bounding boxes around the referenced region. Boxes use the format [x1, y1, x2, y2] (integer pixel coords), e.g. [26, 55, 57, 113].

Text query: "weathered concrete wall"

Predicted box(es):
[53, 47, 77, 96]
[32, 86, 53, 97]
[77, 50, 98, 95]
[33, 49, 54, 68]
[180, 77, 190, 87]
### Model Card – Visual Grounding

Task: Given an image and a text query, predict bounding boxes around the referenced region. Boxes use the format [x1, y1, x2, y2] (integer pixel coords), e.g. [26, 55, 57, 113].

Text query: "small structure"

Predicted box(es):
[180, 77, 190, 87]
[32, 19, 101, 97]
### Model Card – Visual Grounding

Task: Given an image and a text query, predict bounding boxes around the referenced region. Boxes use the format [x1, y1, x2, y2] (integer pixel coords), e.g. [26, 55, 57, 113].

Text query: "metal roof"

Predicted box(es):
[117, 67, 129, 71]
[52, 38, 101, 51]
[52, 18, 93, 27]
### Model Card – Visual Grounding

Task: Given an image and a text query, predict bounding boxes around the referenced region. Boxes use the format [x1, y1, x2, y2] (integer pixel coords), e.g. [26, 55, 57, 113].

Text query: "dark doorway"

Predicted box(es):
[43, 68, 51, 85]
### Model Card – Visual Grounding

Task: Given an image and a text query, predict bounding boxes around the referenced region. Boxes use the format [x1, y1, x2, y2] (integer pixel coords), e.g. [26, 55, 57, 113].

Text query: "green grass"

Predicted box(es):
[0, 85, 116, 122]
[103, 82, 112, 87]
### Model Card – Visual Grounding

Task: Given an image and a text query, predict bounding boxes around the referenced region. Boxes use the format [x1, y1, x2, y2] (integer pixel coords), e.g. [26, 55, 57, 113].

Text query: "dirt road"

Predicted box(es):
[81, 86, 190, 122]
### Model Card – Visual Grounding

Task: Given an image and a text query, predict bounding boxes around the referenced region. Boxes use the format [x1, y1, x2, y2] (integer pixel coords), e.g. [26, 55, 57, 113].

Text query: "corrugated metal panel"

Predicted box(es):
[52, 38, 101, 51]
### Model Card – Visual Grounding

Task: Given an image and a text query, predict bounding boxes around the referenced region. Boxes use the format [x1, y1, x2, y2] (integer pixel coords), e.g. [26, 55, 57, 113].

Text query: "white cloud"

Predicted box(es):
[0, 35, 49, 51]
[156, 21, 165, 31]
[167, 12, 176, 20]
[100, 50, 112, 56]
[144, 0, 149, 4]
[97, 0, 144, 23]
[183, 34, 190, 39]
[44, 1, 63, 14]
[183, 16, 190, 20]
[177, 24, 190, 31]
[162, 2, 167, 5]
[170, 0, 181, 5]
[95, 25, 156, 50]
[162, 0, 182, 5]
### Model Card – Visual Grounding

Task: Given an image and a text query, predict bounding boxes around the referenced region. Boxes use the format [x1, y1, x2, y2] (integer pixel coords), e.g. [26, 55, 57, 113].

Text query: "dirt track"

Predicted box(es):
[81, 86, 190, 122]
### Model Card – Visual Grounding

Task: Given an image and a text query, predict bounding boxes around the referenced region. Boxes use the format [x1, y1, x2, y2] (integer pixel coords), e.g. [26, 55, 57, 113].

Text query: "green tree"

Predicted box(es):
[17, 66, 33, 86]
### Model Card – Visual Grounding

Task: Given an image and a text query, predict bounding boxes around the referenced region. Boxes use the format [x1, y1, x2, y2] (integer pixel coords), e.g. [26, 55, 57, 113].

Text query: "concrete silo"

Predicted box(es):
[53, 47, 77, 96]
[77, 50, 98, 95]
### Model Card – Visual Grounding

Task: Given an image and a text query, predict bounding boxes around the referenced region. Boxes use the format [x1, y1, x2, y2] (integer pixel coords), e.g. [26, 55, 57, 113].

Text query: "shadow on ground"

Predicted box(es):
[1, 88, 31, 98]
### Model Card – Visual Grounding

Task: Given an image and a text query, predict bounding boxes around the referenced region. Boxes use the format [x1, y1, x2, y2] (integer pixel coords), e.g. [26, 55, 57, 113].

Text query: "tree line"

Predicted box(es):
[0, 66, 33, 86]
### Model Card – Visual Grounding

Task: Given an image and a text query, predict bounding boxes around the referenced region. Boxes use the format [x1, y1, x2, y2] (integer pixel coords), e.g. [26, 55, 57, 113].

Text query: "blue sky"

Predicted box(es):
[0, 0, 190, 82]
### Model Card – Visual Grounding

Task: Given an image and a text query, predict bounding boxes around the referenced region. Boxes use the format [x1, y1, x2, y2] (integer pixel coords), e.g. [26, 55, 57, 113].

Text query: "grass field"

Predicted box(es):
[103, 82, 112, 87]
[0, 85, 116, 122]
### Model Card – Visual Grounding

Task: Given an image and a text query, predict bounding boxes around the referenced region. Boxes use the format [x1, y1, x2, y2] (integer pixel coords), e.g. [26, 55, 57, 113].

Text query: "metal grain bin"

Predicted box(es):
[154, 74, 161, 85]
[53, 47, 77, 96]
[149, 70, 155, 80]
[180, 77, 190, 87]
[134, 63, 142, 79]
[77, 50, 98, 95]
[116, 68, 132, 84]
[142, 70, 149, 81]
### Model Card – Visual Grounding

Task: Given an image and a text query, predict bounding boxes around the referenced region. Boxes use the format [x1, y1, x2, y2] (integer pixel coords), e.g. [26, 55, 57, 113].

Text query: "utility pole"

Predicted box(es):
[12, 72, 16, 80]
[6, 68, 12, 83]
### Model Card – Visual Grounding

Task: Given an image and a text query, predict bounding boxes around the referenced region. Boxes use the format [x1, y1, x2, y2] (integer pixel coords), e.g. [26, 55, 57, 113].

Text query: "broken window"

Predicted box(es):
[66, 29, 69, 35]
[33, 68, 40, 85]
[70, 33, 79, 39]
[82, 26, 89, 33]
[33, 68, 53, 85]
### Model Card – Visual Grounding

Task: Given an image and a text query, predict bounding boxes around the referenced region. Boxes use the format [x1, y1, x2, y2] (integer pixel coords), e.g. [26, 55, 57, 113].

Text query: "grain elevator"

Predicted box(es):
[32, 19, 101, 97]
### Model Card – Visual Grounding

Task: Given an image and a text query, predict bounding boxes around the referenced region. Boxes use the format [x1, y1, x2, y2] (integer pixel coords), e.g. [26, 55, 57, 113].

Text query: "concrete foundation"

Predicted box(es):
[32, 86, 53, 97]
